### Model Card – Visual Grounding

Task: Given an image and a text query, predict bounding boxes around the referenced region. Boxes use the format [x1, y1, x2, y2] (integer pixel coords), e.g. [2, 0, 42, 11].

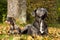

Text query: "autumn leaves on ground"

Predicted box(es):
[0, 23, 60, 40]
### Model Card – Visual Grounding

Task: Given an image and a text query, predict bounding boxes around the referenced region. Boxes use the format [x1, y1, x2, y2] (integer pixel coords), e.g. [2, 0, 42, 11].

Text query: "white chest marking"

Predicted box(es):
[40, 21, 44, 33]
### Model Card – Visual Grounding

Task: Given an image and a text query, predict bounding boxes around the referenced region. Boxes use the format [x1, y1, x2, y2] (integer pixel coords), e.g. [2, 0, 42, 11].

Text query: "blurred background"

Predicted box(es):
[0, 0, 60, 27]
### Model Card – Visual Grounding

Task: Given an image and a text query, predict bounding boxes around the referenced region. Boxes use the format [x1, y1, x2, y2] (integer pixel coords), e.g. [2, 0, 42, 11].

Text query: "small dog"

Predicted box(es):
[21, 8, 48, 35]
[5, 17, 21, 34]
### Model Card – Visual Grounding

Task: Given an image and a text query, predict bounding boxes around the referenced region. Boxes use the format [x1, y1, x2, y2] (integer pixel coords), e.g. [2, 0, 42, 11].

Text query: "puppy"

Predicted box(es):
[5, 17, 21, 34]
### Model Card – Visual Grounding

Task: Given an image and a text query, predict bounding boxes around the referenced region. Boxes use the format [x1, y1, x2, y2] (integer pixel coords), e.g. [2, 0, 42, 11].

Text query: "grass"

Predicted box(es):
[0, 23, 60, 40]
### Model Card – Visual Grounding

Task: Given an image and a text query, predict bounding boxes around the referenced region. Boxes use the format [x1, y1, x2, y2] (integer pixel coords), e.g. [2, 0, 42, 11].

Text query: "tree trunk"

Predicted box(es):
[7, 0, 27, 24]
[19, 0, 27, 24]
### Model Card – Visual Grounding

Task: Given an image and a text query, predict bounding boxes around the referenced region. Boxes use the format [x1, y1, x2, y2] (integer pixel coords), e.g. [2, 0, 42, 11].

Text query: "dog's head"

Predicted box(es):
[32, 8, 48, 18]
[5, 17, 15, 25]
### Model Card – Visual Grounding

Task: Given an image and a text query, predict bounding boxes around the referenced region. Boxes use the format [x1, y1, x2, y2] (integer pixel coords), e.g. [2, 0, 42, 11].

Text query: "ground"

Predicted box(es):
[0, 23, 60, 40]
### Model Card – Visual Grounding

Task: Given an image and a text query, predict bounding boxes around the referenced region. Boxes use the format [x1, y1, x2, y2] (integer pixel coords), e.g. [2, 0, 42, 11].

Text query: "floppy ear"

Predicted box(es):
[31, 10, 36, 17]
[12, 18, 16, 22]
[45, 9, 48, 17]
[44, 8, 48, 13]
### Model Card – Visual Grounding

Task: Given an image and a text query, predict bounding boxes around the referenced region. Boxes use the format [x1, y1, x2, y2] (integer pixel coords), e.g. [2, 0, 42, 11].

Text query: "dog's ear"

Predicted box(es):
[31, 10, 36, 17]
[44, 9, 48, 17]
[44, 8, 48, 14]
[12, 17, 16, 22]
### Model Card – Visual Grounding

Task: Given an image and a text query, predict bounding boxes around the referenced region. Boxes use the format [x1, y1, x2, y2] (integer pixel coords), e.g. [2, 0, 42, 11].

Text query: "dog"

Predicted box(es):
[21, 8, 48, 36]
[5, 17, 21, 34]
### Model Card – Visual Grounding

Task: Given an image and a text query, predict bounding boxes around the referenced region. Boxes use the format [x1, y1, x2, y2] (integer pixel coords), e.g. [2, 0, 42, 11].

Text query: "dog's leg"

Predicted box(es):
[44, 27, 48, 35]
[14, 25, 21, 34]
[21, 26, 29, 34]
[21, 24, 32, 34]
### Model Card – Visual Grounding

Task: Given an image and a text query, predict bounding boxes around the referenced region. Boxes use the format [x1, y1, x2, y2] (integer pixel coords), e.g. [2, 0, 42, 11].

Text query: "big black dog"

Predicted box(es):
[21, 8, 48, 35]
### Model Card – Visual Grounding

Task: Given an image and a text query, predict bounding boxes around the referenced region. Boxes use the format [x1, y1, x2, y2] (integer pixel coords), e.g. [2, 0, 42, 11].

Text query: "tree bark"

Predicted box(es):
[7, 0, 27, 24]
